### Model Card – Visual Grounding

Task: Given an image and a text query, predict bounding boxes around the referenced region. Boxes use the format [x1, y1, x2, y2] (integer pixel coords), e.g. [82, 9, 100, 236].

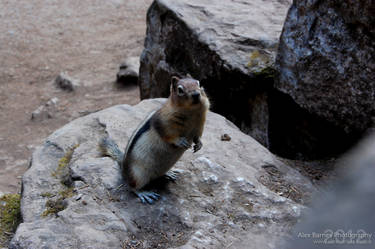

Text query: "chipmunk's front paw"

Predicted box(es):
[164, 170, 179, 181]
[175, 137, 191, 149]
[193, 140, 202, 153]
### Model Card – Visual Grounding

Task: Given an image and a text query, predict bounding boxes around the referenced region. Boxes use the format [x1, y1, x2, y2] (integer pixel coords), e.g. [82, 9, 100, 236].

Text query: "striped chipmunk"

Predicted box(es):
[99, 75, 210, 204]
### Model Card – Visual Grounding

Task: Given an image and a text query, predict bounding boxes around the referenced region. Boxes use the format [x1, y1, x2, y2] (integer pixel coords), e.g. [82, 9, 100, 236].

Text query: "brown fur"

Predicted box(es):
[152, 76, 209, 146]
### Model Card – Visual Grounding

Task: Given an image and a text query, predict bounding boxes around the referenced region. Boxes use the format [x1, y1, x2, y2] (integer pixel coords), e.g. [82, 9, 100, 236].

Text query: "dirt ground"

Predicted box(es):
[0, 0, 153, 194]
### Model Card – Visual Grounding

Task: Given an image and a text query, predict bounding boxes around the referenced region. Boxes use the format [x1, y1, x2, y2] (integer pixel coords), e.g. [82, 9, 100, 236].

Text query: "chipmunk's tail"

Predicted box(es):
[98, 137, 124, 165]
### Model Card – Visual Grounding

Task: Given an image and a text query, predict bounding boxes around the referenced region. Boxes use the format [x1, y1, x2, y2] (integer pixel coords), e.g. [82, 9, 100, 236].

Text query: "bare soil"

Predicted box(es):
[0, 0, 153, 194]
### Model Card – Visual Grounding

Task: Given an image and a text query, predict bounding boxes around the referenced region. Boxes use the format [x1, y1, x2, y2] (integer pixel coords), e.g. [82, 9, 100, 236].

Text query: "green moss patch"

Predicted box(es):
[252, 66, 277, 81]
[41, 199, 67, 217]
[44, 145, 79, 218]
[41, 187, 75, 218]
[0, 194, 21, 247]
[247, 49, 273, 69]
[41, 192, 56, 198]
[58, 187, 75, 199]
[52, 144, 79, 178]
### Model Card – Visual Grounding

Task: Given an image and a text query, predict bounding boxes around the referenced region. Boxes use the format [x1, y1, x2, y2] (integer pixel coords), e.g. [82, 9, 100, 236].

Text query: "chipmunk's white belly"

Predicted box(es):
[128, 127, 185, 189]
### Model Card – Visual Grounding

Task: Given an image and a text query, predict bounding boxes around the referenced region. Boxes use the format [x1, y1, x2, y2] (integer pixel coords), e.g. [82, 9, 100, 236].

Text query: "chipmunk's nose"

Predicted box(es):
[191, 91, 201, 103]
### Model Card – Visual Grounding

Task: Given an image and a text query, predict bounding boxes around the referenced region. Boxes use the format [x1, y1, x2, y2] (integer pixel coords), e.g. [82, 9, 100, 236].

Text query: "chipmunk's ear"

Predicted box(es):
[186, 73, 192, 78]
[171, 76, 180, 91]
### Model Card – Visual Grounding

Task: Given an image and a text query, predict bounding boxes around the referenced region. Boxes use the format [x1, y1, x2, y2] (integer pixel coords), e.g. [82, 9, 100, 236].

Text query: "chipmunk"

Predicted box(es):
[100, 76, 210, 204]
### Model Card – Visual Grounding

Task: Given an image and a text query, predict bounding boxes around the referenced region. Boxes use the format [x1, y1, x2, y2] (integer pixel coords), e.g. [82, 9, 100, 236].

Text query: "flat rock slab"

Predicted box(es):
[11, 99, 315, 249]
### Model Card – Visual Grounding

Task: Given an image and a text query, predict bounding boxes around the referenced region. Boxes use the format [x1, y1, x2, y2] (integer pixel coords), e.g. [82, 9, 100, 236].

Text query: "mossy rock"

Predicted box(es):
[52, 144, 79, 185]
[0, 194, 21, 247]
[41, 186, 75, 218]
[40, 145, 79, 218]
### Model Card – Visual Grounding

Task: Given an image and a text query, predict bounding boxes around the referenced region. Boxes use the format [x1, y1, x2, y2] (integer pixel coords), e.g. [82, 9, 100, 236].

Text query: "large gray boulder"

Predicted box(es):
[11, 99, 315, 249]
[276, 0, 375, 136]
[139, 0, 291, 148]
[138, 0, 358, 159]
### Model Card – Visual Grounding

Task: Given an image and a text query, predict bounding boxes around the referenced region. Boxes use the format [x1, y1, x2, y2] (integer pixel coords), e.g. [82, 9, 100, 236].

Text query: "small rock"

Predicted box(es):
[221, 134, 231, 141]
[31, 97, 59, 122]
[26, 144, 35, 150]
[46, 97, 59, 106]
[116, 57, 140, 85]
[31, 105, 48, 121]
[55, 72, 79, 91]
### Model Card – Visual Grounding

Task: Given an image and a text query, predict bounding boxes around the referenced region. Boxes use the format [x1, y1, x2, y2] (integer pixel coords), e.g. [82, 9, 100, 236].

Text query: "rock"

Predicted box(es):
[31, 97, 59, 122]
[282, 133, 375, 249]
[139, 0, 291, 149]
[55, 72, 79, 91]
[116, 57, 140, 85]
[11, 99, 315, 249]
[138, 0, 375, 160]
[31, 106, 49, 121]
[276, 0, 375, 136]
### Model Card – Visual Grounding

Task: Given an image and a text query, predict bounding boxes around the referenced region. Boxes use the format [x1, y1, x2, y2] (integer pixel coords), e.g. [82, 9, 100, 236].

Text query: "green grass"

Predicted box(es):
[0, 194, 21, 247]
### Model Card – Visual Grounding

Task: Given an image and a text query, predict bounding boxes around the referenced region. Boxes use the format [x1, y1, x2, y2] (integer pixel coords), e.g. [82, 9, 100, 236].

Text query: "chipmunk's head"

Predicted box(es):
[170, 76, 209, 110]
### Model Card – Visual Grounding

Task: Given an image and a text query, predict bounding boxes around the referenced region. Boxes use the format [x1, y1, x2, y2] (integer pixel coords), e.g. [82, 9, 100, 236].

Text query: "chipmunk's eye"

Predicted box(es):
[177, 85, 185, 96]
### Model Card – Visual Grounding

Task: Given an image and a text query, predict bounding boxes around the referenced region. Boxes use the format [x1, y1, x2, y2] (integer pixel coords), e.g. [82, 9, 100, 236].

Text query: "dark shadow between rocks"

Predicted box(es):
[268, 90, 360, 160]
